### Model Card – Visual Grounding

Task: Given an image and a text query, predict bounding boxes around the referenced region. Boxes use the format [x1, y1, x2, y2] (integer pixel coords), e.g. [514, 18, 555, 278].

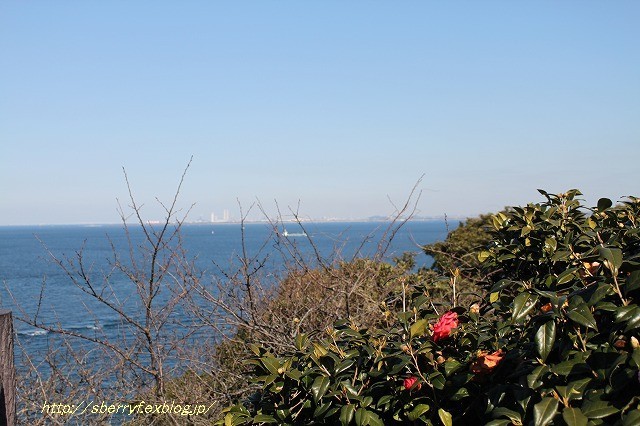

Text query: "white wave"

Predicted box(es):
[18, 329, 49, 337]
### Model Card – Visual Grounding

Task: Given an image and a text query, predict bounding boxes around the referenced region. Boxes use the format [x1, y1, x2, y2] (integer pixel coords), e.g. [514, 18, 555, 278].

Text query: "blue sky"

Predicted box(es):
[1, 1, 638, 225]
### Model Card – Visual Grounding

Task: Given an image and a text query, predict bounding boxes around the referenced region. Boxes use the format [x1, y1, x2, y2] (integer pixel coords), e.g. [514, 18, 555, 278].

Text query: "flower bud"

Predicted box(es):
[403, 376, 421, 391]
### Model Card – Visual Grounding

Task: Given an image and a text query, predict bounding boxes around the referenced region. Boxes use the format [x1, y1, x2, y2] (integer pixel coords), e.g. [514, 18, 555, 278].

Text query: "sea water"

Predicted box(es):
[0, 220, 451, 374]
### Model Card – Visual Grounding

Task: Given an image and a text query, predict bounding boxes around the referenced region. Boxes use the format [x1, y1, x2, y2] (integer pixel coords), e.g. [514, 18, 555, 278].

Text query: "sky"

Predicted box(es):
[1, 1, 639, 225]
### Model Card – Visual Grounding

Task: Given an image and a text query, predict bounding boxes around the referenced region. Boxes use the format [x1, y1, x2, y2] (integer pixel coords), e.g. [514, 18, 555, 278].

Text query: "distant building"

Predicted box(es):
[211, 210, 231, 223]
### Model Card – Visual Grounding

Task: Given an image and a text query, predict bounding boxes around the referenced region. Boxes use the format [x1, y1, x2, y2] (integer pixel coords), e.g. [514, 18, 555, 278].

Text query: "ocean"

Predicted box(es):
[0, 220, 451, 376]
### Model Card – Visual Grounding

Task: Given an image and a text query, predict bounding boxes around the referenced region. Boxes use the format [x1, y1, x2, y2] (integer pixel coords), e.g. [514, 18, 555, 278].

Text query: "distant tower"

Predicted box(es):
[223, 209, 230, 222]
[210, 212, 216, 223]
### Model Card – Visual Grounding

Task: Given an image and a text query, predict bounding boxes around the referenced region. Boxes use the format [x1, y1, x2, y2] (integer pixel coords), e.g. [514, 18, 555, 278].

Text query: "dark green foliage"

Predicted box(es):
[219, 191, 640, 425]
[424, 213, 494, 278]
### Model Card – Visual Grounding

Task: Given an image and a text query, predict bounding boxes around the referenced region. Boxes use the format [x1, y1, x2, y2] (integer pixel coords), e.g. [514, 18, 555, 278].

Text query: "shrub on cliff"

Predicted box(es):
[219, 190, 640, 425]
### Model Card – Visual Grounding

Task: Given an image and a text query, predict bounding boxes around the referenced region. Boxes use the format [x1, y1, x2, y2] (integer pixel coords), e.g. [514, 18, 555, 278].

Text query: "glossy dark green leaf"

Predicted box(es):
[533, 397, 558, 426]
[562, 407, 588, 426]
[527, 365, 550, 389]
[552, 352, 590, 376]
[295, 333, 308, 351]
[535, 320, 556, 361]
[443, 358, 463, 376]
[354, 408, 381, 426]
[335, 359, 356, 375]
[428, 371, 446, 390]
[597, 198, 613, 211]
[313, 402, 332, 418]
[407, 404, 430, 421]
[580, 400, 619, 419]
[626, 270, 640, 293]
[566, 378, 591, 400]
[588, 283, 613, 306]
[410, 318, 428, 338]
[622, 409, 640, 426]
[551, 250, 572, 262]
[624, 308, 640, 332]
[311, 376, 331, 403]
[512, 292, 539, 323]
[367, 411, 384, 426]
[285, 369, 302, 381]
[544, 237, 557, 253]
[631, 348, 640, 368]
[260, 356, 281, 375]
[599, 247, 623, 274]
[567, 304, 598, 330]
[450, 387, 469, 401]
[492, 407, 522, 424]
[438, 408, 453, 426]
[340, 404, 355, 425]
[557, 268, 577, 285]
[253, 413, 278, 423]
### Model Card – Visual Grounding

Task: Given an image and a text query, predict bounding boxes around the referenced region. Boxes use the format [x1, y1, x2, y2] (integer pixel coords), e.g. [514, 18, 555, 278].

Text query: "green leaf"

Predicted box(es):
[354, 408, 381, 426]
[355, 407, 366, 426]
[478, 251, 491, 263]
[340, 404, 356, 425]
[410, 318, 429, 339]
[566, 303, 598, 330]
[626, 270, 640, 293]
[260, 356, 281, 375]
[557, 268, 577, 285]
[580, 400, 619, 419]
[311, 376, 331, 403]
[443, 358, 463, 377]
[295, 333, 308, 351]
[408, 404, 430, 421]
[313, 342, 329, 357]
[622, 409, 640, 426]
[599, 247, 623, 275]
[544, 237, 557, 253]
[617, 306, 640, 332]
[512, 292, 539, 323]
[597, 198, 613, 211]
[535, 320, 556, 361]
[588, 283, 613, 306]
[253, 414, 278, 423]
[450, 387, 469, 401]
[565, 378, 591, 400]
[492, 407, 522, 424]
[631, 348, 640, 368]
[534, 397, 558, 426]
[438, 408, 453, 426]
[366, 411, 384, 426]
[527, 365, 550, 389]
[562, 407, 588, 426]
[490, 292, 500, 303]
[429, 371, 446, 390]
[313, 402, 332, 418]
[335, 359, 356, 376]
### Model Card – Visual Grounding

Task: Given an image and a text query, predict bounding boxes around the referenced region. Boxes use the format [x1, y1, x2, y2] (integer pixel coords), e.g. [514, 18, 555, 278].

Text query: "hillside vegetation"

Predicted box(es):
[219, 190, 640, 425]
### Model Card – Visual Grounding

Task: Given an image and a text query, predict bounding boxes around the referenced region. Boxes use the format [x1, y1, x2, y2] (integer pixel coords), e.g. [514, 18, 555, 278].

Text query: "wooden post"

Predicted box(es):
[0, 310, 15, 426]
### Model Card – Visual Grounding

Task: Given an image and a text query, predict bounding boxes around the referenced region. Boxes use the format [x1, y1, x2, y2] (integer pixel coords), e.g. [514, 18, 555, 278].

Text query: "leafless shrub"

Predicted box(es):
[10, 163, 431, 424]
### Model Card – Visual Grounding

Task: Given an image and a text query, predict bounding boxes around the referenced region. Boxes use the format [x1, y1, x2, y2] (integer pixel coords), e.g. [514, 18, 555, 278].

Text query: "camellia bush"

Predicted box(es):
[219, 190, 640, 425]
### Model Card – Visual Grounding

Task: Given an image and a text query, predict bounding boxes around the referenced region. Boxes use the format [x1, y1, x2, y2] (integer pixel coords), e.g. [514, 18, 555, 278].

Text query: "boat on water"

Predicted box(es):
[282, 229, 307, 237]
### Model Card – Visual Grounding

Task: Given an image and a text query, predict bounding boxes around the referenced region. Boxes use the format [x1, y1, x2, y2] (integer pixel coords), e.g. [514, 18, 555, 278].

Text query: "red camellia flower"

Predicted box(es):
[403, 376, 421, 391]
[432, 311, 459, 342]
[470, 349, 505, 375]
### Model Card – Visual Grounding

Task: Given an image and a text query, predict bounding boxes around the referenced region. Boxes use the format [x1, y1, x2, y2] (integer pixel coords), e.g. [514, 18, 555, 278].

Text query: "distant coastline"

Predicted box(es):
[0, 215, 472, 228]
